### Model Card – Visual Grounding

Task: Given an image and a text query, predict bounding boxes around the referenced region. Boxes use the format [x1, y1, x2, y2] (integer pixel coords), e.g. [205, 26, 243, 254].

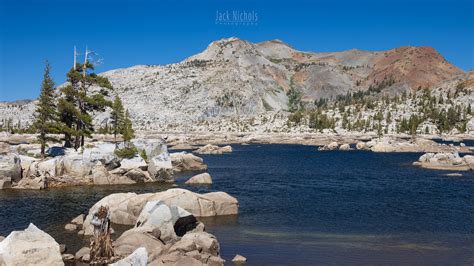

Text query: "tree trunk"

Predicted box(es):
[64, 133, 72, 148]
[40, 132, 45, 158]
[90, 206, 114, 264]
[74, 122, 81, 150]
[74, 135, 81, 150]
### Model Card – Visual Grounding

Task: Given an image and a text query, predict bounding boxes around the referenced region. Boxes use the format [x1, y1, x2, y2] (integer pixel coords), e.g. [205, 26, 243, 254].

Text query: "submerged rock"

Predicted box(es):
[0, 223, 63, 266]
[64, 224, 77, 231]
[185, 173, 213, 185]
[232, 254, 247, 265]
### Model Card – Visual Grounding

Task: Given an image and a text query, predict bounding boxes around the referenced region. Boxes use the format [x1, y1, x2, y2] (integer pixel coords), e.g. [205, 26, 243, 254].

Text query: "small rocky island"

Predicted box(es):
[414, 152, 474, 171]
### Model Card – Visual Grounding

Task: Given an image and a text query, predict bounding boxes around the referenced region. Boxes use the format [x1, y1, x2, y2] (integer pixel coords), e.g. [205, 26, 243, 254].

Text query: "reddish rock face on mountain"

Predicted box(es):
[367, 46, 463, 91]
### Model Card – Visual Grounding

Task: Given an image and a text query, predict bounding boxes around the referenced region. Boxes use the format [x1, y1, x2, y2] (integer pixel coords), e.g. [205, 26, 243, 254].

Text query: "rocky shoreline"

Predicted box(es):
[163, 132, 473, 154]
[0, 137, 213, 190]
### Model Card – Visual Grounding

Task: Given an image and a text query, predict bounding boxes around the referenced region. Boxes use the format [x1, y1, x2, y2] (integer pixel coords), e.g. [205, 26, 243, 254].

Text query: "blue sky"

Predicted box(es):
[0, 0, 473, 101]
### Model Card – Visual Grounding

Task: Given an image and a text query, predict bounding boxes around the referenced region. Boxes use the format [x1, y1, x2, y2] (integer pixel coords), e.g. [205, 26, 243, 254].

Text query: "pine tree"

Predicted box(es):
[110, 96, 125, 144]
[58, 52, 113, 149]
[122, 109, 135, 144]
[33, 61, 60, 157]
[58, 84, 79, 148]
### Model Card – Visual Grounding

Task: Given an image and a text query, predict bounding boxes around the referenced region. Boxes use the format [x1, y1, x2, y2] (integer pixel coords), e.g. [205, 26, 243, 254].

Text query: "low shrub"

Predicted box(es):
[114, 145, 138, 159]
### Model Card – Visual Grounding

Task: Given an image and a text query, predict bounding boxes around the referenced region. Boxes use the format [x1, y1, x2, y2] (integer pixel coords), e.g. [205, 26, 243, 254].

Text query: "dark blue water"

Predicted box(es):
[0, 144, 473, 265]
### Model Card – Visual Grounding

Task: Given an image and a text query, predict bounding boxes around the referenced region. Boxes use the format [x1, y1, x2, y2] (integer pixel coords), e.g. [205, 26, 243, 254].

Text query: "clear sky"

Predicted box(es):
[0, 0, 473, 101]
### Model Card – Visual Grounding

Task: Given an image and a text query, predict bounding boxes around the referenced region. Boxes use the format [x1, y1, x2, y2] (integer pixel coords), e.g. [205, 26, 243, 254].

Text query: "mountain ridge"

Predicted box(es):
[0, 37, 468, 134]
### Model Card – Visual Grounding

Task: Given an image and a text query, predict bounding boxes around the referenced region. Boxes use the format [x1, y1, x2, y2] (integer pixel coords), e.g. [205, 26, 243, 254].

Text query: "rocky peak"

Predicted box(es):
[186, 37, 261, 62]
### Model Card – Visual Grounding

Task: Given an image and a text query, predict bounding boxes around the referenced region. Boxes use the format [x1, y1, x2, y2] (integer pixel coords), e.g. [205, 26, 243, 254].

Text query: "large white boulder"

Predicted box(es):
[82, 192, 139, 235]
[119, 156, 148, 171]
[19, 155, 38, 176]
[148, 153, 173, 182]
[81, 188, 238, 235]
[114, 228, 164, 257]
[181, 232, 220, 256]
[132, 139, 167, 158]
[170, 152, 207, 172]
[111, 247, 148, 266]
[91, 162, 135, 185]
[135, 200, 193, 241]
[185, 173, 213, 185]
[0, 223, 63, 266]
[147, 189, 238, 217]
[0, 154, 22, 183]
[26, 158, 57, 177]
[63, 153, 94, 177]
[82, 142, 119, 168]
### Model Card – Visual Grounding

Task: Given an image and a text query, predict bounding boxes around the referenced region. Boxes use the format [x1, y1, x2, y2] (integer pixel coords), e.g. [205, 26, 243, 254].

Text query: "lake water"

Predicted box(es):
[0, 144, 473, 265]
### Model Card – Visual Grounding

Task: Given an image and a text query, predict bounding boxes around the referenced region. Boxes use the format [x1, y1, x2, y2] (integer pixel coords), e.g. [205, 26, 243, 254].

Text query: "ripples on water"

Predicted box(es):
[0, 144, 473, 265]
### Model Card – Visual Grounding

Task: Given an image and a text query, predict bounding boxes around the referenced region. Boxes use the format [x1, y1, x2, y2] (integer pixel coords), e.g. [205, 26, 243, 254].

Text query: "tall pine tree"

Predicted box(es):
[33, 61, 60, 157]
[58, 83, 79, 148]
[122, 109, 135, 144]
[110, 96, 125, 144]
